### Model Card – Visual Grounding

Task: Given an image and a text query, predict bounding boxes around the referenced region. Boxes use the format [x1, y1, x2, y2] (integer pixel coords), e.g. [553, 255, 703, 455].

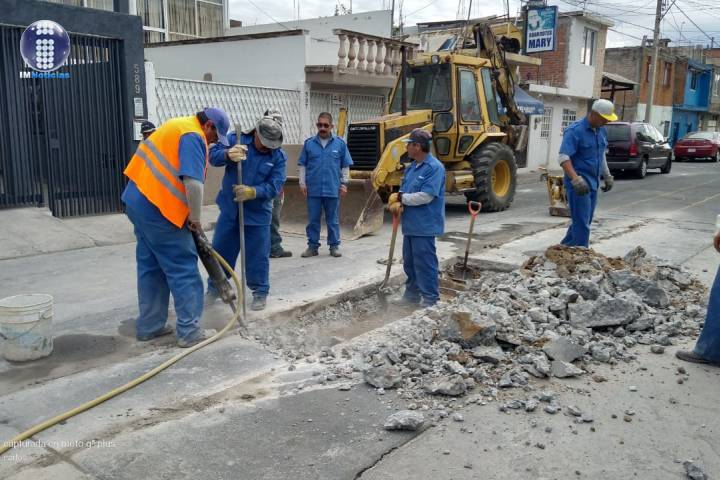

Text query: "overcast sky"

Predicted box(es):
[229, 0, 720, 49]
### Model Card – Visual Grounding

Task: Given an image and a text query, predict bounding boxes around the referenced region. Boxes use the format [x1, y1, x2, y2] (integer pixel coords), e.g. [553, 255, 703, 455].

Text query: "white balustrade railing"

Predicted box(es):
[334, 29, 416, 76]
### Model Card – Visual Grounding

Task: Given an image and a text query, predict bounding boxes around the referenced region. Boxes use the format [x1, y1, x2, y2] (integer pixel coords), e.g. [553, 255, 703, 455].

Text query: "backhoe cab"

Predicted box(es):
[348, 22, 535, 212]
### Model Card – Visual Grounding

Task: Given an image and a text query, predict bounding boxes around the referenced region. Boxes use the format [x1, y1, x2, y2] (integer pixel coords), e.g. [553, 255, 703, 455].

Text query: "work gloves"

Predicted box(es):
[233, 184, 256, 202]
[227, 144, 248, 163]
[601, 175, 614, 193]
[387, 192, 403, 215]
[571, 176, 590, 196]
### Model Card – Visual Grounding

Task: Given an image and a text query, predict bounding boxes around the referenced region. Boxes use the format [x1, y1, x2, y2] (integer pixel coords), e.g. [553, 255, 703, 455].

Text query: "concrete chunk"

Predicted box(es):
[384, 410, 425, 431]
[542, 337, 586, 363]
[550, 360, 584, 378]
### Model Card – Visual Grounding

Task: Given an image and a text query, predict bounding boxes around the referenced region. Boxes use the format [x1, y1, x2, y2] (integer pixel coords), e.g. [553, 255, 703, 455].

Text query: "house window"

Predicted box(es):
[561, 108, 577, 131]
[663, 62, 671, 86]
[663, 121, 670, 137]
[690, 72, 698, 90]
[540, 107, 553, 139]
[713, 72, 720, 97]
[581, 28, 596, 66]
[137, 0, 224, 43]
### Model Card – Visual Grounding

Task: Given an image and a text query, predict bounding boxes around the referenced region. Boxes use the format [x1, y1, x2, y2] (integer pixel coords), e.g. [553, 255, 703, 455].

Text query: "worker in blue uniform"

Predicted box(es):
[387, 128, 445, 307]
[676, 229, 720, 366]
[122, 107, 230, 348]
[558, 99, 616, 248]
[208, 113, 286, 311]
[298, 112, 353, 258]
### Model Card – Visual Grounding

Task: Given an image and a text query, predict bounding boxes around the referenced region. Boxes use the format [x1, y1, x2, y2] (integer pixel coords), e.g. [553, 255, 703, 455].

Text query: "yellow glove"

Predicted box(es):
[233, 184, 256, 202]
[227, 144, 248, 163]
[388, 192, 400, 205]
[388, 201, 403, 216]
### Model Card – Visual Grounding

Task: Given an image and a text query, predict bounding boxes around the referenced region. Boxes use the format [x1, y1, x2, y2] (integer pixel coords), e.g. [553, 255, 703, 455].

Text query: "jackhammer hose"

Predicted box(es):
[0, 248, 243, 456]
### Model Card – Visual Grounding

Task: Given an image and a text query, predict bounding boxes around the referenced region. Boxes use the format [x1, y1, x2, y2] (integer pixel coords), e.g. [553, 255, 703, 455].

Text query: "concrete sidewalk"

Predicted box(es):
[0, 171, 545, 261]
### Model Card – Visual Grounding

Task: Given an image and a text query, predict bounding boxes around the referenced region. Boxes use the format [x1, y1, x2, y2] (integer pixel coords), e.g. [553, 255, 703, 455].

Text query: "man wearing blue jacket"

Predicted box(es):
[558, 99, 616, 248]
[298, 112, 353, 258]
[208, 114, 286, 311]
[387, 128, 445, 307]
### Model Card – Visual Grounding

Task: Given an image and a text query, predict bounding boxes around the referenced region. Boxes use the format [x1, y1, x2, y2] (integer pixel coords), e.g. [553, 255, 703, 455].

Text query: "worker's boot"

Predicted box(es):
[329, 246, 342, 258]
[675, 349, 712, 365]
[270, 249, 292, 258]
[301, 247, 319, 258]
[137, 325, 173, 342]
[251, 295, 267, 311]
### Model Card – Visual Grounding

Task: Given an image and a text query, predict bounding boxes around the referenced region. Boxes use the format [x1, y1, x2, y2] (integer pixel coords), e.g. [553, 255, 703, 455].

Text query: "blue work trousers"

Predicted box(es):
[561, 183, 598, 248]
[402, 235, 439, 306]
[270, 194, 284, 254]
[210, 208, 270, 297]
[126, 206, 204, 343]
[694, 265, 720, 363]
[306, 196, 340, 249]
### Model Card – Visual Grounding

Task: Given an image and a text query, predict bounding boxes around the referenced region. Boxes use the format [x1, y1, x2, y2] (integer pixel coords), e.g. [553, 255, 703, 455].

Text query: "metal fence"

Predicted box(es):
[156, 77, 305, 142]
[155, 77, 386, 143]
[309, 92, 386, 133]
[0, 25, 129, 217]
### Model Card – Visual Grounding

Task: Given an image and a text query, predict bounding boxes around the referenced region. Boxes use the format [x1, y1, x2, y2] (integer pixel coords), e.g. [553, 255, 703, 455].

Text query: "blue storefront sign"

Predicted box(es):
[525, 5, 558, 53]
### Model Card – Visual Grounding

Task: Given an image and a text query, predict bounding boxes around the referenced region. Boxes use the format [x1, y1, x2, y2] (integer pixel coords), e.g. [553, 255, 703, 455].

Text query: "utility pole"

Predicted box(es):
[644, 0, 663, 124]
[391, 0, 395, 38]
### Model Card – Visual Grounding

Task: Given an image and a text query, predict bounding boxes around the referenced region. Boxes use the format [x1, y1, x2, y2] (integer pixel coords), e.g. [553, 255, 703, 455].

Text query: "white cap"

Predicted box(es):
[591, 99, 618, 122]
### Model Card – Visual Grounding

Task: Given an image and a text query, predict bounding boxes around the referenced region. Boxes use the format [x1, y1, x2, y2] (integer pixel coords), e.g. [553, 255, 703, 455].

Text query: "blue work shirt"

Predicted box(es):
[399, 153, 445, 237]
[122, 132, 207, 224]
[298, 134, 353, 198]
[559, 116, 607, 191]
[209, 131, 287, 226]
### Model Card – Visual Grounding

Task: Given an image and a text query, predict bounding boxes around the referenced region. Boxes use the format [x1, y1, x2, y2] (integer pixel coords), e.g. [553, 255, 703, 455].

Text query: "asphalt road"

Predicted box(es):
[1, 160, 719, 479]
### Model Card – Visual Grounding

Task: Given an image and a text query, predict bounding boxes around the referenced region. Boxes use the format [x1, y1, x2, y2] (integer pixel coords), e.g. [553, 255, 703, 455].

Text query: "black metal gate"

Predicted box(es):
[0, 24, 129, 217]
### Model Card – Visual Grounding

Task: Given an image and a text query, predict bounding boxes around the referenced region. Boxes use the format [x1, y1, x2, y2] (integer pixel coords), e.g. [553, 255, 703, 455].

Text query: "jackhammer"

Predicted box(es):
[191, 228, 239, 314]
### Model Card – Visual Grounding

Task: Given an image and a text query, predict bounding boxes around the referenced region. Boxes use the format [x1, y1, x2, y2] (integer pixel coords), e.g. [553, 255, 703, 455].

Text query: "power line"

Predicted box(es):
[673, 2, 714, 42]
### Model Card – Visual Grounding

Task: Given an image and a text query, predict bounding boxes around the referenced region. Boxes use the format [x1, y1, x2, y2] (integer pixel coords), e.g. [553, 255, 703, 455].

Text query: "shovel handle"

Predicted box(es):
[468, 201, 482, 217]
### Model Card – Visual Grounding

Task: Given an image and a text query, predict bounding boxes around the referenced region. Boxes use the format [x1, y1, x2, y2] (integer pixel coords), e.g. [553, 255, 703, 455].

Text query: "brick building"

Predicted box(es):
[604, 41, 716, 141]
[516, 11, 612, 170]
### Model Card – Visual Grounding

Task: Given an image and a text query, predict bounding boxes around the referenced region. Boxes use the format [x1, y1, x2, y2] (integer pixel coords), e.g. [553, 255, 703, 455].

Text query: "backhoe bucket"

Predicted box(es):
[280, 177, 385, 240]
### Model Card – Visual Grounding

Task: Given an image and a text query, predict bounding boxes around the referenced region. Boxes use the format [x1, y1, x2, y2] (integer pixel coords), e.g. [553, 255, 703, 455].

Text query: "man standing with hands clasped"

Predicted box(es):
[387, 128, 445, 308]
[298, 112, 353, 258]
[558, 99, 616, 248]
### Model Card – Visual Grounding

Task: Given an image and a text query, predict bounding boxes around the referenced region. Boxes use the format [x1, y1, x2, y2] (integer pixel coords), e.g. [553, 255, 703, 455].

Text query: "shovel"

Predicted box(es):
[459, 201, 482, 279]
[377, 212, 401, 308]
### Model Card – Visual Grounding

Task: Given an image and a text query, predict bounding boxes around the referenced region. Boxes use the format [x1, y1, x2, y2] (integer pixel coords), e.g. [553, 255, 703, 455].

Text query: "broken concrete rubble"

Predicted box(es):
[384, 411, 425, 431]
[542, 337, 585, 363]
[260, 245, 706, 435]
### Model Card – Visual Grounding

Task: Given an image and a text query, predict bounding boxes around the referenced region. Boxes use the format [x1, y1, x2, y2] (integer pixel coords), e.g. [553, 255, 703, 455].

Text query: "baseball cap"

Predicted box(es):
[263, 108, 283, 126]
[591, 99, 618, 122]
[256, 116, 283, 149]
[203, 107, 231, 146]
[140, 121, 156, 134]
[402, 128, 433, 148]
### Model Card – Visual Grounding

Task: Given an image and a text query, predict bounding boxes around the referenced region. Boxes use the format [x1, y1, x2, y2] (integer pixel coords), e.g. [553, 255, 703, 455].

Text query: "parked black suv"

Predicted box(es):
[606, 122, 673, 178]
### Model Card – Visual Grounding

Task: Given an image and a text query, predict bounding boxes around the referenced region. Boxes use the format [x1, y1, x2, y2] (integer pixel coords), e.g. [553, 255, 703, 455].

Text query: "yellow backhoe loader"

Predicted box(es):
[281, 21, 541, 239]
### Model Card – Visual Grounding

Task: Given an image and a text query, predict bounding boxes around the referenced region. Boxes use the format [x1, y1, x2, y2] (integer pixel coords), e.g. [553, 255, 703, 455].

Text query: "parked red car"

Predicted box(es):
[673, 131, 720, 162]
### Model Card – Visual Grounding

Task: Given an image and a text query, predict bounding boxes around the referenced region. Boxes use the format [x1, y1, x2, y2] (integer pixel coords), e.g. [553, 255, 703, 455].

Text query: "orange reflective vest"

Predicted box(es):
[124, 116, 208, 228]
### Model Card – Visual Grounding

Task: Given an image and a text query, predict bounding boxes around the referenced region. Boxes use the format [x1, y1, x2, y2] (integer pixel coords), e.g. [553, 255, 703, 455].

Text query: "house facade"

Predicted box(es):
[671, 58, 712, 143]
[517, 12, 612, 170]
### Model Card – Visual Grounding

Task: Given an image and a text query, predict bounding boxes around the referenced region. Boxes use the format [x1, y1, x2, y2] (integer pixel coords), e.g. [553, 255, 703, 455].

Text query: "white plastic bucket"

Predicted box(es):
[0, 294, 54, 362]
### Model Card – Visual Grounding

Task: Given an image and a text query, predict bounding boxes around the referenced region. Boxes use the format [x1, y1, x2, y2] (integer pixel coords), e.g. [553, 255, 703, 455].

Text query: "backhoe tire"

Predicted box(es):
[464, 142, 517, 212]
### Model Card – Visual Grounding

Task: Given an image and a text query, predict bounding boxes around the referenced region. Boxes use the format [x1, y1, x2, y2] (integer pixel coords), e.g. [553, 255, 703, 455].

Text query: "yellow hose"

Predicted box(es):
[0, 249, 243, 456]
